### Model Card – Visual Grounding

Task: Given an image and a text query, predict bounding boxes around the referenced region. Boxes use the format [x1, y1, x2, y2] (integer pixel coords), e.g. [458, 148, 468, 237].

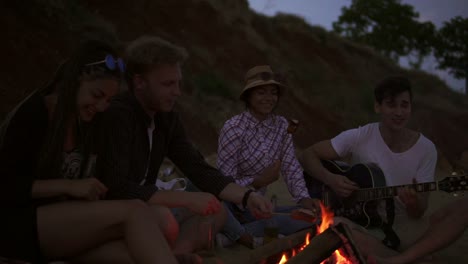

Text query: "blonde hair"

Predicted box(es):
[125, 36, 188, 78]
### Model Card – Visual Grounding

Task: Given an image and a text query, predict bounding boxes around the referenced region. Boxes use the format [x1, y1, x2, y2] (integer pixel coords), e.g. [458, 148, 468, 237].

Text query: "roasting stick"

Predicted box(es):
[272, 208, 318, 223]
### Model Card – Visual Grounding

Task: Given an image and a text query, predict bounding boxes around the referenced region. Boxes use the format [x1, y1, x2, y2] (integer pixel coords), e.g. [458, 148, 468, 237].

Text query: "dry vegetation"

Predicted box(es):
[1, 0, 467, 169]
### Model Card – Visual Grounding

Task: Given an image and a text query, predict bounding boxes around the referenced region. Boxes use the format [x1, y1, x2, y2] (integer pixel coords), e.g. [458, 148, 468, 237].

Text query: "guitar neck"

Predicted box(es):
[355, 181, 438, 201]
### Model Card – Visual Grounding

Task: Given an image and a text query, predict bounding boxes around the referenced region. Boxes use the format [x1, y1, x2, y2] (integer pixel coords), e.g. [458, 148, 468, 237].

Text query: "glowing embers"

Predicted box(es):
[277, 202, 356, 264]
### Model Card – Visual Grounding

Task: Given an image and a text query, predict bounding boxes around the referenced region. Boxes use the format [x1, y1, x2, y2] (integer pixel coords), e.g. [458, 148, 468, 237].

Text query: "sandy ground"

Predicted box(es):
[160, 157, 467, 263]
[3, 161, 465, 264]
[212, 173, 468, 264]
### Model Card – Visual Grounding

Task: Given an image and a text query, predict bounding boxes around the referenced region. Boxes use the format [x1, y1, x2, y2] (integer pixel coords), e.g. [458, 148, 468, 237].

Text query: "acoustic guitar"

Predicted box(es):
[305, 160, 467, 227]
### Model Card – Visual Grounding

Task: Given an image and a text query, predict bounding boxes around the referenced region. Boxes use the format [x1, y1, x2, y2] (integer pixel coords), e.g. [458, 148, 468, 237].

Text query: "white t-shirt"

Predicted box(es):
[331, 122, 437, 215]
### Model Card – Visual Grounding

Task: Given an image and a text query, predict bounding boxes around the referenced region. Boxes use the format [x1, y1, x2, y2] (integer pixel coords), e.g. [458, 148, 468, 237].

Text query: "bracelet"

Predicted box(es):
[242, 189, 255, 209]
[247, 184, 256, 191]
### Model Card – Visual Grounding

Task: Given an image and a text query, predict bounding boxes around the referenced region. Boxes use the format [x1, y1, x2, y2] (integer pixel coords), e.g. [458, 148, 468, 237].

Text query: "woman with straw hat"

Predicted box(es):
[216, 65, 319, 248]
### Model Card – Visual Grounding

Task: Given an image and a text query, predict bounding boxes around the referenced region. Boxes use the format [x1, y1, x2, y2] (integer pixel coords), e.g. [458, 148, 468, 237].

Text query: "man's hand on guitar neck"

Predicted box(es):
[325, 172, 359, 197]
[398, 178, 428, 219]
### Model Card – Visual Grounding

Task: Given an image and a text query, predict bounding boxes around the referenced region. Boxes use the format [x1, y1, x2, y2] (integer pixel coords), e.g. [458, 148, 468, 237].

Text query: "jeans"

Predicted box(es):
[222, 202, 315, 241]
[185, 179, 314, 241]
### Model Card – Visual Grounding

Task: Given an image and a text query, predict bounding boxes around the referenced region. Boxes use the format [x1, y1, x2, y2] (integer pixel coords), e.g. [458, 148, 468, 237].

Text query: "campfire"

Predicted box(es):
[276, 203, 364, 264]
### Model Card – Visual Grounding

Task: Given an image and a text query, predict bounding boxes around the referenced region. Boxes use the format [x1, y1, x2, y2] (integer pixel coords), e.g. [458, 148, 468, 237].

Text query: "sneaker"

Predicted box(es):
[216, 233, 234, 248]
[155, 178, 187, 191]
[238, 233, 255, 249]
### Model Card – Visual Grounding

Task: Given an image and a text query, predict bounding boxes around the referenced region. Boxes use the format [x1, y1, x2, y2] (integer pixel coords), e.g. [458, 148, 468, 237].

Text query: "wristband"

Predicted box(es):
[247, 184, 256, 191]
[242, 189, 255, 209]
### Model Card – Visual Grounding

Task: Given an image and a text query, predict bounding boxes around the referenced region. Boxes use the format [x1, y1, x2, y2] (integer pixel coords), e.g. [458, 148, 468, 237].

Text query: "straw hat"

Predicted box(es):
[239, 65, 285, 100]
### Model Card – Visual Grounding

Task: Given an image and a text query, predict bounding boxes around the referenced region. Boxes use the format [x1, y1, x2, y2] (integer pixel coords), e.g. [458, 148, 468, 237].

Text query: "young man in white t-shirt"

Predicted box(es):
[299, 76, 438, 258]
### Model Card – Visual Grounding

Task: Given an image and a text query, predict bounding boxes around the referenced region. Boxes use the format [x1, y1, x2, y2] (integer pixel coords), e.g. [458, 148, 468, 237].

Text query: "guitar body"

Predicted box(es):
[305, 160, 387, 228]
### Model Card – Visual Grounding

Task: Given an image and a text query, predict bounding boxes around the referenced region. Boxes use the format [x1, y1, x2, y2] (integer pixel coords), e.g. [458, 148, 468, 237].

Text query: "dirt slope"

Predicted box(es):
[1, 0, 467, 169]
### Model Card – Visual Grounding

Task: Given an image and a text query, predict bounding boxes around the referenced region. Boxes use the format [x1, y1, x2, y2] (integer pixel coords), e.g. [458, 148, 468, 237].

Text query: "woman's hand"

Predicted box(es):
[252, 160, 281, 189]
[67, 178, 108, 201]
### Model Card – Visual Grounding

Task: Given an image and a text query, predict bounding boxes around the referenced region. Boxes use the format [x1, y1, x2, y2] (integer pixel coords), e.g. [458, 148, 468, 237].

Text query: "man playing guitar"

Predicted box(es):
[299, 76, 438, 259]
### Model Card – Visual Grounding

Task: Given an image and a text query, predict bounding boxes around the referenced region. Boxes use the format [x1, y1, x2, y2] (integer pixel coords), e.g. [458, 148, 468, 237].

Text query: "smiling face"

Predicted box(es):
[134, 63, 182, 114]
[375, 91, 412, 132]
[247, 84, 279, 120]
[76, 78, 120, 122]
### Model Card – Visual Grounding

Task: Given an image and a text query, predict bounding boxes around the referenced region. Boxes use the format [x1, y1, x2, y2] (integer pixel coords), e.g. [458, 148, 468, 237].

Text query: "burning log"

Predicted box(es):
[247, 228, 316, 264]
[286, 223, 366, 264]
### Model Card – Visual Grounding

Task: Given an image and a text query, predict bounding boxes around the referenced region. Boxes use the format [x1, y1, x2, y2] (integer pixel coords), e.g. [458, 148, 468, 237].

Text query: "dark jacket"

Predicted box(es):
[96, 91, 234, 201]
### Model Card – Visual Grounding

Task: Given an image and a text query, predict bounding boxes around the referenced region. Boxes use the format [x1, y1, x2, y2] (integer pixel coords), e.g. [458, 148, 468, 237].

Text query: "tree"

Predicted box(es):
[333, 0, 435, 67]
[434, 16, 468, 95]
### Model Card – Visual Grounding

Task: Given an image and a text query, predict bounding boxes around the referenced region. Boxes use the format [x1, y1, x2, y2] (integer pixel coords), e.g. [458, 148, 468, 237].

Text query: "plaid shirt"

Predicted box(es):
[217, 111, 310, 203]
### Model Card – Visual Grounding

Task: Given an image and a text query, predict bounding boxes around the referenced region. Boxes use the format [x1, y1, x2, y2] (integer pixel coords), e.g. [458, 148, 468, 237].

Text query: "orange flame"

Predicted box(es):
[335, 249, 352, 264]
[318, 203, 352, 264]
[279, 254, 288, 264]
[299, 232, 311, 251]
[277, 202, 353, 263]
[317, 202, 335, 233]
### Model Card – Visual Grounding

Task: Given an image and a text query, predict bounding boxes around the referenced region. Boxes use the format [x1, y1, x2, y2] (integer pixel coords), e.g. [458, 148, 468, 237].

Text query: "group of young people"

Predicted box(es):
[0, 37, 268, 264]
[0, 35, 466, 264]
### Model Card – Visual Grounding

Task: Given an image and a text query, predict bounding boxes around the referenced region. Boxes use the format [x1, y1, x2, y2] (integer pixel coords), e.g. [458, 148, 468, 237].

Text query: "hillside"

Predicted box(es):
[1, 0, 468, 170]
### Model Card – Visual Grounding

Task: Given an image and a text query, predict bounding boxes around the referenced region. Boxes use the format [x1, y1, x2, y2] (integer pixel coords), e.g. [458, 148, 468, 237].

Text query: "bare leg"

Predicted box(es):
[149, 205, 180, 248]
[71, 240, 132, 264]
[333, 217, 399, 258]
[173, 205, 227, 254]
[350, 228, 399, 257]
[73, 241, 204, 264]
[38, 199, 178, 264]
[70, 205, 178, 264]
[383, 198, 468, 264]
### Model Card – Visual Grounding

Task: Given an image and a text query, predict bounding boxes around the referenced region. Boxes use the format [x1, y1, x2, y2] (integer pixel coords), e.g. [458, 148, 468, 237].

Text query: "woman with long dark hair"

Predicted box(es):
[0, 41, 180, 264]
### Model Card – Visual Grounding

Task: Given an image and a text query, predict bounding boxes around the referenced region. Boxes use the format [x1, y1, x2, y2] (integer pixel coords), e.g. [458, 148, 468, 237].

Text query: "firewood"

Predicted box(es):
[247, 228, 315, 264]
[286, 223, 367, 264]
[286, 226, 342, 264]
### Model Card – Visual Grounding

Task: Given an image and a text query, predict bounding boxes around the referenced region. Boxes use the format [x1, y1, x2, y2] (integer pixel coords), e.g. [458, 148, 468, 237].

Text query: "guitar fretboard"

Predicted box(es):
[356, 182, 438, 201]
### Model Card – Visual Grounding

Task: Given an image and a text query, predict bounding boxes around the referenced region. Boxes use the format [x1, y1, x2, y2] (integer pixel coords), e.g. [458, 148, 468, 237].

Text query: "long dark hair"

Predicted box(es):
[37, 40, 122, 179]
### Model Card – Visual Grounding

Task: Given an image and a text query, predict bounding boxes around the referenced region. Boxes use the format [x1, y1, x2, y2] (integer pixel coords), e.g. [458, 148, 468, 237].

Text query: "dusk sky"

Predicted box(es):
[247, 0, 468, 93]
